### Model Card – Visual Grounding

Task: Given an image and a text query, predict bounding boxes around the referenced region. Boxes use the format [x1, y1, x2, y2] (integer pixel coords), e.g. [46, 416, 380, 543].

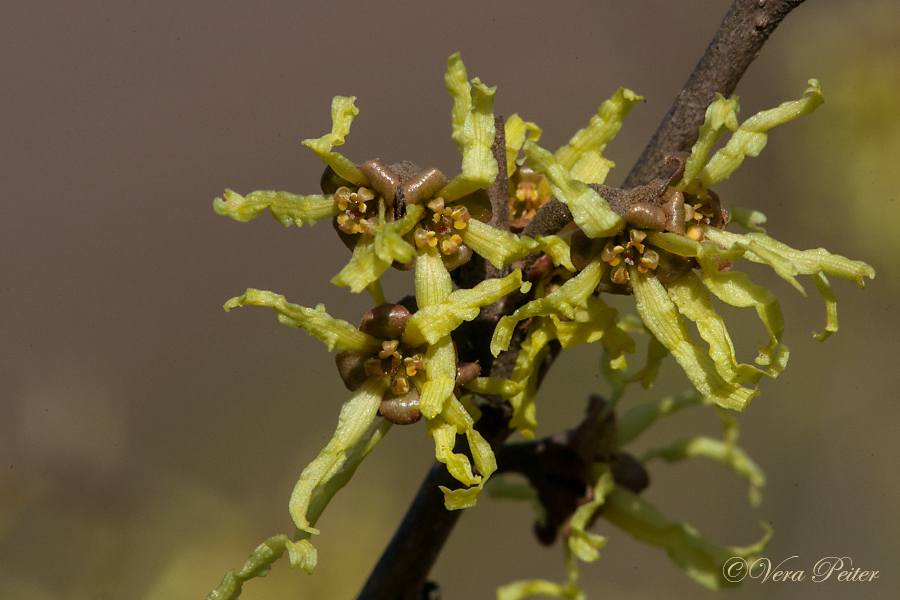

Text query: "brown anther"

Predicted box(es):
[611, 263, 629, 285]
[640, 249, 660, 271]
[600, 241, 621, 264]
[628, 229, 646, 253]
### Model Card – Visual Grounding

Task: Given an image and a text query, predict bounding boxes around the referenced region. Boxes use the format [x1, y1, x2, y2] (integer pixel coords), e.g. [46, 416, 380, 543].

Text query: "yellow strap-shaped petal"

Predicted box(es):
[332, 203, 424, 293]
[811, 271, 838, 341]
[506, 317, 556, 438]
[414, 244, 453, 309]
[214, 190, 338, 227]
[569, 149, 615, 185]
[555, 88, 643, 170]
[630, 269, 758, 411]
[699, 80, 824, 187]
[330, 233, 390, 294]
[567, 468, 614, 562]
[642, 436, 765, 507]
[603, 488, 771, 591]
[459, 219, 540, 269]
[679, 94, 740, 188]
[427, 415, 480, 486]
[491, 256, 605, 356]
[698, 262, 785, 365]
[301, 96, 368, 186]
[442, 53, 497, 199]
[445, 52, 471, 155]
[616, 389, 704, 446]
[419, 335, 456, 419]
[524, 140, 623, 239]
[288, 377, 386, 535]
[223, 288, 381, 353]
[667, 271, 787, 384]
[404, 269, 528, 347]
[504, 113, 542, 174]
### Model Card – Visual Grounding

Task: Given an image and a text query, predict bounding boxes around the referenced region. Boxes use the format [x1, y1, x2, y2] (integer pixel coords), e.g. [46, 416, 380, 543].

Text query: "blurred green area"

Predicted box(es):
[2, 1, 898, 599]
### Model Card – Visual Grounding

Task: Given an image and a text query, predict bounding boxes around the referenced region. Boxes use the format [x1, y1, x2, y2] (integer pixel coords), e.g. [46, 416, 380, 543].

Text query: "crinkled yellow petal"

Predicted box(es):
[742, 230, 874, 287]
[603, 488, 771, 590]
[568, 468, 614, 563]
[208, 534, 293, 600]
[551, 295, 631, 354]
[643, 436, 765, 507]
[404, 268, 528, 347]
[524, 141, 623, 239]
[282, 419, 392, 576]
[223, 288, 380, 353]
[214, 190, 338, 227]
[427, 415, 480, 486]
[699, 80, 824, 187]
[440, 79, 499, 202]
[504, 113, 543, 174]
[569, 149, 615, 185]
[698, 262, 785, 365]
[419, 335, 456, 419]
[463, 376, 520, 397]
[332, 203, 423, 293]
[439, 403, 496, 510]
[617, 390, 704, 447]
[445, 52, 471, 155]
[810, 272, 838, 341]
[373, 203, 423, 265]
[491, 256, 605, 356]
[667, 271, 786, 384]
[414, 245, 452, 308]
[535, 235, 576, 272]
[702, 226, 875, 319]
[288, 377, 386, 536]
[506, 317, 556, 438]
[459, 219, 540, 268]
[330, 233, 391, 294]
[554, 88, 643, 170]
[630, 269, 758, 411]
[679, 94, 740, 188]
[301, 96, 368, 186]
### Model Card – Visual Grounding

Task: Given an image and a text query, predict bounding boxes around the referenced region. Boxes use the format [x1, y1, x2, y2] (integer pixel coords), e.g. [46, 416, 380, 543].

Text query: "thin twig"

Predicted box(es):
[525, 0, 808, 239]
[357, 1, 806, 597]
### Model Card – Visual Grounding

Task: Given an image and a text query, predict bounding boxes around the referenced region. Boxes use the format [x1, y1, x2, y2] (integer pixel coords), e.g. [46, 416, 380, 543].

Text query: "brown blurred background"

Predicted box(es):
[2, 1, 898, 599]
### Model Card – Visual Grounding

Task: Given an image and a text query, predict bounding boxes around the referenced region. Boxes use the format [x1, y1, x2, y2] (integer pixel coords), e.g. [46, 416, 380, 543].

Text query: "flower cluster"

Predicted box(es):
[209, 54, 873, 600]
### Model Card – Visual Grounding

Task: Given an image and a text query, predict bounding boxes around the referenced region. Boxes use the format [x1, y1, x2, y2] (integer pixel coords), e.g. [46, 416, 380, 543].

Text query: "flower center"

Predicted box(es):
[334, 185, 379, 235]
[363, 340, 426, 395]
[601, 229, 660, 284]
[413, 197, 470, 255]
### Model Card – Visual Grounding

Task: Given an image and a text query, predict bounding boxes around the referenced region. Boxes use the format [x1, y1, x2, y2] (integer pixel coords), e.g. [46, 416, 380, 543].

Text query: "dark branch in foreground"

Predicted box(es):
[357, 1, 807, 598]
